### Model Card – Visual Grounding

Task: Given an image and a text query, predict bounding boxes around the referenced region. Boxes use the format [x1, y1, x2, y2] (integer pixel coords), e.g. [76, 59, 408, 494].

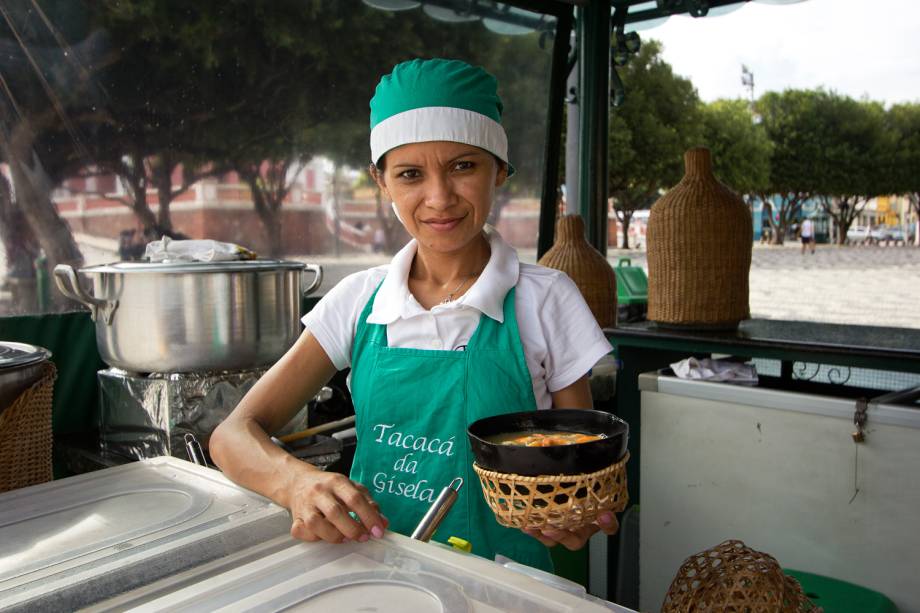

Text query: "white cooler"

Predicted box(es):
[0, 457, 290, 611]
[85, 531, 630, 613]
[1, 457, 637, 612]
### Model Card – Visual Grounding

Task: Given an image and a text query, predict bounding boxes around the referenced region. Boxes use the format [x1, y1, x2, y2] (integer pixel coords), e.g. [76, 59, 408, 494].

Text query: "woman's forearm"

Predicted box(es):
[210, 415, 316, 509]
[210, 330, 339, 508]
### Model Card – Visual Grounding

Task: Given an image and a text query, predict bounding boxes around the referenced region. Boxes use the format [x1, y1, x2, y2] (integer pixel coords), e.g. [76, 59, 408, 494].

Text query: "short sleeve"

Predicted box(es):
[539, 273, 613, 392]
[301, 270, 381, 371]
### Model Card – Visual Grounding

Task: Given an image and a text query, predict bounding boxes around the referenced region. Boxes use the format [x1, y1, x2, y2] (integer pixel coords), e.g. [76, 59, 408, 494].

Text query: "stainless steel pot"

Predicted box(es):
[54, 260, 322, 374]
[0, 342, 52, 415]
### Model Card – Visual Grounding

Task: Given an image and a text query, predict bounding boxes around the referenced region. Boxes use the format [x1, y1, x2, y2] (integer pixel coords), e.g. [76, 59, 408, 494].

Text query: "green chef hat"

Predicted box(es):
[369, 58, 513, 175]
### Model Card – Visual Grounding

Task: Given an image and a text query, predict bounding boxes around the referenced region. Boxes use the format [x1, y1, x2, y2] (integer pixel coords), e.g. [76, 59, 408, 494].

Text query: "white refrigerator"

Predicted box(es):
[638, 372, 920, 612]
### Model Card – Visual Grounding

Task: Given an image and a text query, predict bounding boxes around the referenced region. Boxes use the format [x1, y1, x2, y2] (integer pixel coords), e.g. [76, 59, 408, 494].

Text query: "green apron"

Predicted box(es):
[349, 282, 553, 572]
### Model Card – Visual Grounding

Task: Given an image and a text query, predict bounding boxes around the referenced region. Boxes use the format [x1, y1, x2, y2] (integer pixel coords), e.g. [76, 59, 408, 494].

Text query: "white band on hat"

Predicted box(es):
[370, 106, 509, 166]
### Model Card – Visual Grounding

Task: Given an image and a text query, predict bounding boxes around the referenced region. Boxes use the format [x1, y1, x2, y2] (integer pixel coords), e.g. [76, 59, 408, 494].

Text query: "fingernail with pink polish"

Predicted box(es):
[371, 525, 384, 539]
[359, 533, 370, 542]
[599, 513, 613, 525]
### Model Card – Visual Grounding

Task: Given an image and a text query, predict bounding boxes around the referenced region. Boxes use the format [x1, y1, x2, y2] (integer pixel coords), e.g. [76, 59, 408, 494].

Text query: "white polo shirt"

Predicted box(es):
[302, 229, 613, 411]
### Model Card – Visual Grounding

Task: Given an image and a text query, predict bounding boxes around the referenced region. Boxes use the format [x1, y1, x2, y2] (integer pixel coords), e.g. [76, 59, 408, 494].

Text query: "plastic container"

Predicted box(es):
[615, 258, 648, 323]
[88, 531, 634, 612]
[0, 457, 290, 611]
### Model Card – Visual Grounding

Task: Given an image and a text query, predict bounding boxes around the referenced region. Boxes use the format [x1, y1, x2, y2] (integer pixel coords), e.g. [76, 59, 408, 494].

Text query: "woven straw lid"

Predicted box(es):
[662, 540, 821, 613]
[646, 147, 752, 329]
[538, 214, 617, 328]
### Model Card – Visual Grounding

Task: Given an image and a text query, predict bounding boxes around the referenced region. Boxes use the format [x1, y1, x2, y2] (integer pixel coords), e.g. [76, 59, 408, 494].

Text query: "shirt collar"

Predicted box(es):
[367, 226, 519, 325]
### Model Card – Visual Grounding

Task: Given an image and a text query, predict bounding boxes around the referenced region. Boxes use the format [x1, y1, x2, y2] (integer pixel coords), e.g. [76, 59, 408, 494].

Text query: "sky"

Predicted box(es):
[638, 0, 920, 106]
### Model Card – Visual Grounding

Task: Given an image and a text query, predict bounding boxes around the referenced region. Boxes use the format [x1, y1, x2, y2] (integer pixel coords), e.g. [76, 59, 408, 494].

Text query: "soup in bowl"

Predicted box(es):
[467, 409, 628, 476]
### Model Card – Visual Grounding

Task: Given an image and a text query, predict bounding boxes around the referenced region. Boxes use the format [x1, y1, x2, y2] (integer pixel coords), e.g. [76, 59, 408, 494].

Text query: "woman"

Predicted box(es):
[210, 58, 616, 572]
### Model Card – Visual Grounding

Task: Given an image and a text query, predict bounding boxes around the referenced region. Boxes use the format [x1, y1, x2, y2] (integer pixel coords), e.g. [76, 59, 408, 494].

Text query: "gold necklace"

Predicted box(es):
[440, 275, 473, 304]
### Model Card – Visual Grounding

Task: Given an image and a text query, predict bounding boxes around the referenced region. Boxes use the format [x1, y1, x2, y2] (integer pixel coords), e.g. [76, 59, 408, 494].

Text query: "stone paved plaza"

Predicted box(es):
[603, 243, 920, 330]
[8, 238, 918, 330]
[303, 243, 920, 330]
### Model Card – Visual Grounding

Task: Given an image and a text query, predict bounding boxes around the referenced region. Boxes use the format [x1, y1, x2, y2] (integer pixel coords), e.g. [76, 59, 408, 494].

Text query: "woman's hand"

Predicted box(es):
[523, 511, 619, 551]
[287, 464, 389, 544]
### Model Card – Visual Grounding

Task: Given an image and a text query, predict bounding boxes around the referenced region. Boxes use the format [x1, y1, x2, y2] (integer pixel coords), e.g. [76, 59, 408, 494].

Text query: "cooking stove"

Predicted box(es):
[68, 367, 356, 473]
[97, 367, 273, 461]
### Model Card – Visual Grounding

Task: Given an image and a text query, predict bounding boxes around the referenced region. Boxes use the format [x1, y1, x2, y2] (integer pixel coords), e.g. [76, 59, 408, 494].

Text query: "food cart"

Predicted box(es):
[2, 1, 914, 611]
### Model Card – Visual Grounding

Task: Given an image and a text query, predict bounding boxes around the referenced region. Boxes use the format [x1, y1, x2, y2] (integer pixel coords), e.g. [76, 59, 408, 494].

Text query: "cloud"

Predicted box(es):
[641, 0, 920, 105]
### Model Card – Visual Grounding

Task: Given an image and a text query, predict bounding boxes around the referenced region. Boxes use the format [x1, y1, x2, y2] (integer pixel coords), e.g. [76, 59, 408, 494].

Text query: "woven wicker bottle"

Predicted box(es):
[647, 147, 752, 329]
[538, 214, 617, 328]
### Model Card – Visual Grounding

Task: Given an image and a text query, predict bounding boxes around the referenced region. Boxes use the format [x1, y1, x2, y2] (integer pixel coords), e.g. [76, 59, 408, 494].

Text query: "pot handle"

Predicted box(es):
[302, 264, 323, 297]
[53, 264, 118, 324]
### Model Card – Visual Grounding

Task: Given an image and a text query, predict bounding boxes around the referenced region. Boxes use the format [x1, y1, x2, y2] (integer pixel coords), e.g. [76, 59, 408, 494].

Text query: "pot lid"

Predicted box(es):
[81, 259, 307, 274]
[0, 342, 51, 369]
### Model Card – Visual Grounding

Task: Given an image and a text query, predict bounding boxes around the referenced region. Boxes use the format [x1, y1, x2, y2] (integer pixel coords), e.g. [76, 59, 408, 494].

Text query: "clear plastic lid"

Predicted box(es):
[0, 457, 289, 610]
[93, 532, 632, 612]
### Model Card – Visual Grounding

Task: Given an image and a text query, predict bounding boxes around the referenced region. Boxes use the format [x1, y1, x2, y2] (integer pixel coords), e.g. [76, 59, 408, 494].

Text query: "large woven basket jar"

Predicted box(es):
[647, 147, 752, 329]
[538, 214, 617, 328]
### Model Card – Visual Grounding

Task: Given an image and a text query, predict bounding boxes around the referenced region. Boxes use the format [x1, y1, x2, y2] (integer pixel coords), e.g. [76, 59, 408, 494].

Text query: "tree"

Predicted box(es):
[4, 0, 564, 275]
[0, 1, 107, 271]
[806, 93, 894, 244]
[889, 103, 920, 246]
[755, 90, 825, 245]
[477, 33, 553, 226]
[699, 99, 771, 195]
[608, 40, 703, 249]
[236, 156, 308, 257]
[0, 173, 41, 311]
[108, 0, 503, 255]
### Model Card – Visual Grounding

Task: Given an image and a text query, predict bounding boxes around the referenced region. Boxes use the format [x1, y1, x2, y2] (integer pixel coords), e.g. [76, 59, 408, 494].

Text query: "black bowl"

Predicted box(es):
[467, 409, 628, 476]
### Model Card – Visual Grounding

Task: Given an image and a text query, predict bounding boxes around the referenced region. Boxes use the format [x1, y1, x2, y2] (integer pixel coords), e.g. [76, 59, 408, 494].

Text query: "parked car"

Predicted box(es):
[887, 226, 917, 244]
[869, 225, 892, 242]
[846, 225, 870, 243]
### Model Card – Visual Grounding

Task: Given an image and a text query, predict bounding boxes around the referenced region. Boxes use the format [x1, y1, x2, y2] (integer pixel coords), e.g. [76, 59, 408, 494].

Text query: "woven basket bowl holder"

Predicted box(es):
[473, 452, 629, 531]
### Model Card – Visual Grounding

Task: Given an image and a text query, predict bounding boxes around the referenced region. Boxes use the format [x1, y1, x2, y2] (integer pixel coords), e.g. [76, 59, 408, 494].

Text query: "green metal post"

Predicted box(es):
[537, 8, 574, 260]
[34, 251, 50, 312]
[576, 0, 610, 254]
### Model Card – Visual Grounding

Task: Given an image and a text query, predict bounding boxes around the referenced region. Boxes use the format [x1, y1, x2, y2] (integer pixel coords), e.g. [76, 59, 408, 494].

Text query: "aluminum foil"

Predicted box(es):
[98, 367, 290, 460]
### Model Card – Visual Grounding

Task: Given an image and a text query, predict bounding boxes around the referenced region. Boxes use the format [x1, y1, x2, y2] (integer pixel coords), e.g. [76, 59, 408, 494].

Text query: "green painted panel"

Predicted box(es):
[0, 311, 104, 435]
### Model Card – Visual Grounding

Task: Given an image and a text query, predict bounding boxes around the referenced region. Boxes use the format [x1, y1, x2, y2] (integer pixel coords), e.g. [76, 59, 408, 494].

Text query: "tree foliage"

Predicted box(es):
[2, 0, 555, 267]
[608, 40, 702, 249]
[889, 103, 920, 244]
[807, 92, 894, 244]
[699, 99, 771, 195]
[0, 0, 102, 270]
[755, 89, 822, 244]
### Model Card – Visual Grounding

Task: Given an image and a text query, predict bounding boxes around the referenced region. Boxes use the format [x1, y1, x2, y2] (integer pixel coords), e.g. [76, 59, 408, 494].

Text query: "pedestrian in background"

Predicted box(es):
[800, 217, 815, 255]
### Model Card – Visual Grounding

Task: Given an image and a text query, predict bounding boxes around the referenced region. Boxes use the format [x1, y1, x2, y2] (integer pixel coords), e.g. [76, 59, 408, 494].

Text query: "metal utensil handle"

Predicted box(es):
[52, 264, 118, 324]
[411, 477, 463, 542]
[302, 264, 323, 297]
[278, 414, 356, 444]
[184, 432, 207, 467]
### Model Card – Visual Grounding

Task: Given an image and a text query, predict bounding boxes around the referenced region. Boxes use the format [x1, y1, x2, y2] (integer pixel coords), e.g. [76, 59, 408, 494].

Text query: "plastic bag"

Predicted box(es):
[670, 357, 758, 385]
[144, 237, 257, 263]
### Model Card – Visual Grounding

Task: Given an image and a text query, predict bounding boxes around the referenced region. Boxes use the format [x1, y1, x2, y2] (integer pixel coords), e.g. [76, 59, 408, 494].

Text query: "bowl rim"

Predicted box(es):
[467, 408, 629, 449]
